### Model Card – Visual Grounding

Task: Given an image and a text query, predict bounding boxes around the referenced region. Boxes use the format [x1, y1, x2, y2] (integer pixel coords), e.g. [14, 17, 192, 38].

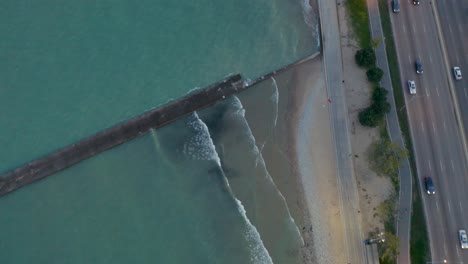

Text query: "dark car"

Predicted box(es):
[392, 0, 400, 13]
[415, 59, 423, 74]
[424, 176, 435, 194]
[413, 0, 420, 4]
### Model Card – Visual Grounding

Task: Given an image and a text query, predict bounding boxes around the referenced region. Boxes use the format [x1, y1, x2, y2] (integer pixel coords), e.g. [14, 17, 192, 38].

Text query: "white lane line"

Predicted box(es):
[464, 88, 467, 99]
[440, 159, 444, 171]
[444, 244, 448, 256]
[456, 245, 460, 256]
[436, 201, 440, 213]
[408, 54, 412, 64]
[412, 24, 416, 33]
[451, 159, 455, 170]
[460, 201, 463, 212]
[429, 55, 433, 63]
[443, 121, 447, 131]
[421, 122, 425, 133]
[436, 86, 440, 96]
[448, 200, 452, 213]
[428, 160, 432, 171]
[432, 122, 436, 134]
[423, 23, 427, 33]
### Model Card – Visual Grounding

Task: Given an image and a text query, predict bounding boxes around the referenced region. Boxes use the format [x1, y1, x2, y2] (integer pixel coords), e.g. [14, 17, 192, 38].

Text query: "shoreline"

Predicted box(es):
[287, 55, 347, 264]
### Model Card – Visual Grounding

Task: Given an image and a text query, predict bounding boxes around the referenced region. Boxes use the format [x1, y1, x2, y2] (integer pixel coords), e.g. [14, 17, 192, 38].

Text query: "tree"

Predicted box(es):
[372, 37, 381, 49]
[355, 48, 376, 67]
[372, 87, 391, 114]
[367, 67, 384, 83]
[370, 138, 408, 177]
[379, 232, 399, 262]
[359, 107, 381, 127]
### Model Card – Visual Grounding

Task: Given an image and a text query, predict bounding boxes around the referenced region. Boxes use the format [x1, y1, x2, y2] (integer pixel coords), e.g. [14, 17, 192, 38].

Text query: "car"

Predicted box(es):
[413, 0, 420, 4]
[408, 80, 416, 94]
[392, 0, 400, 13]
[453, 66, 462, 80]
[424, 176, 435, 194]
[459, 230, 468, 249]
[415, 59, 423, 74]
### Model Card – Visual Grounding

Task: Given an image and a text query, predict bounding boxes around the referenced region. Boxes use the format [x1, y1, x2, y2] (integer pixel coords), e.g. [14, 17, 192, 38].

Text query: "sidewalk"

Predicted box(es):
[317, 0, 366, 263]
[365, 1, 413, 263]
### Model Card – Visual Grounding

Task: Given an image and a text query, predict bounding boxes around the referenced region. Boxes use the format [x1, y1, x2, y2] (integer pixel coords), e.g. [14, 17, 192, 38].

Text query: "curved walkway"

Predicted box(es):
[365, 1, 413, 263]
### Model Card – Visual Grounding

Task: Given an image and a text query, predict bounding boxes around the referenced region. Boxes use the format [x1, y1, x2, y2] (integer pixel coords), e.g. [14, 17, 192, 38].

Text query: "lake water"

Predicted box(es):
[0, 0, 319, 263]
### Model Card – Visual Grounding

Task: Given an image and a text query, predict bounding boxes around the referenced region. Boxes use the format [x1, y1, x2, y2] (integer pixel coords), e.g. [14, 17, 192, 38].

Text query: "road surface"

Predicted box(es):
[389, 0, 468, 262]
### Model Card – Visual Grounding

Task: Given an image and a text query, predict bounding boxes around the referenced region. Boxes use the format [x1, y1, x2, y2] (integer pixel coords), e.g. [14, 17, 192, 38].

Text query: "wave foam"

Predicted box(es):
[271, 77, 279, 128]
[183, 112, 221, 166]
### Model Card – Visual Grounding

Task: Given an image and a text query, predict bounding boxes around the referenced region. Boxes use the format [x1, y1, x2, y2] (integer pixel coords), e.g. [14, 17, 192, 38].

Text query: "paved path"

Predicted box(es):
[365, 1, 412, 263]
[317, 0, 366, 263]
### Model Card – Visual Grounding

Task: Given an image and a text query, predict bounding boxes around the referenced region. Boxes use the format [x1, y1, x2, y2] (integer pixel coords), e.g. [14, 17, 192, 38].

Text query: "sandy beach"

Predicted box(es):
[280, 2, 394, 263]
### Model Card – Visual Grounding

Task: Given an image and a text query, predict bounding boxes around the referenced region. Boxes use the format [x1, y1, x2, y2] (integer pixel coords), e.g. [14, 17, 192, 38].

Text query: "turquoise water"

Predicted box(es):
[0, 0, 316, 172]
[0, 0, 318, 263]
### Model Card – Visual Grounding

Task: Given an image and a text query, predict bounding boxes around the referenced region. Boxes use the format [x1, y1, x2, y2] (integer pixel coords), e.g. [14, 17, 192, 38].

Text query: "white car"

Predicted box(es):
[459, 230, 468, 249]
[408, 80, 416, 95]
[453, 66, 462, 80]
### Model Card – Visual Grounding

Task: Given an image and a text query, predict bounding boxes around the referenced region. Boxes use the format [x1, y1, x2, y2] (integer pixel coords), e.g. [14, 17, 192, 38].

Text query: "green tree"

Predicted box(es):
[379, 232, 399, 262]
[370, 138, 407, 177]
[367, 67, 384, 82]
[359, 107, 380, 127]
[355, 48, 376, 67]
[372, 37, 381, 49]
[372, 86, 391, 114]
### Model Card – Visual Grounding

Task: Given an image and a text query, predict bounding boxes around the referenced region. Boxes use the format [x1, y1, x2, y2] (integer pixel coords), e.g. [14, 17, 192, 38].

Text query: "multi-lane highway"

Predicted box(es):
[389, 0, 468, 263]
[435, 0, 468, 157]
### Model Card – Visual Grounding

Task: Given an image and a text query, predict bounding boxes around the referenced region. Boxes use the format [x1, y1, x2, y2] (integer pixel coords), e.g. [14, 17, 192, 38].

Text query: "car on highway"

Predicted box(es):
[424, 176, 435, 194]
[415, 59, 423, 74]
[392, 0, 400, 13]
[413, 0, 420, 4]
[459, 230, 468, 249]
[453, 66, 462, 80]
[408, 80, 416, 95]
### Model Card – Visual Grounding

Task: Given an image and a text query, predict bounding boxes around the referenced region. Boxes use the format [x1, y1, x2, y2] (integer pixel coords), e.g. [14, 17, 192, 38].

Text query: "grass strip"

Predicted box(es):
[377, 0, 430, 262]
[346, 0, 372, 48]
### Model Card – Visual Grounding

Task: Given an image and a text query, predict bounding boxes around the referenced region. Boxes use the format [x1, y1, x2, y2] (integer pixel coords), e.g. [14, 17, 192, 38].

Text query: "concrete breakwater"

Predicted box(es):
[0, 53, 318, 198]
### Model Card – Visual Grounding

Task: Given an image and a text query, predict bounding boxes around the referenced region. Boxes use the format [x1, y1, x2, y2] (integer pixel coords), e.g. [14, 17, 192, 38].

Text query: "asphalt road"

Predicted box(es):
[389, 0, 468, 262]
[435, 0, 468, 155]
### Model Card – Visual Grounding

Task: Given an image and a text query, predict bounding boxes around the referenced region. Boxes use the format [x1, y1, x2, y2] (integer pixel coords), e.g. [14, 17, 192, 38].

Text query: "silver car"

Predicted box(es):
[408, 80, 416, 95]
[459, 230, 468, 249]
[453, 66, 462, 80]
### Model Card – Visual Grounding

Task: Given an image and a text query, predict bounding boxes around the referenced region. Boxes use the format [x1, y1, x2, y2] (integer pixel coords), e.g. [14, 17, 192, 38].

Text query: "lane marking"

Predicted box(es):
[460, 201, 463, 212]
[436, 201, 440, 213]
[440, 159, 444, 171]
[408, 54, 411, 64]
[436, 86, 440, 97]
[444, 244, 448, 256]
[447, 200, 452, 213]
[464, 88, 467, 99]
[428, 160, 432, 171]
[456, 245, 460, 256]
[429, 55, 433, 63]
[451, 159, 455, 170]
[412, 24, 416, 33]
[421, 121, 425, 133]
[443, 121, 447, 131]
[423, 23, 427, 33]
[432, 122, 436, 134]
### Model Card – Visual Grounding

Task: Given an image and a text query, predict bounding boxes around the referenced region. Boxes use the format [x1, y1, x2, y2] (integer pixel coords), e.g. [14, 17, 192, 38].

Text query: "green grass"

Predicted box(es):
[377, 0, 430, 262]
[346, 0, 372, 48]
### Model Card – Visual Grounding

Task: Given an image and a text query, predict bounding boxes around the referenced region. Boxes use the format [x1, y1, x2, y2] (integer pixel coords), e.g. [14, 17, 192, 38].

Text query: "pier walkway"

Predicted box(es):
[0, 54, 316, 198]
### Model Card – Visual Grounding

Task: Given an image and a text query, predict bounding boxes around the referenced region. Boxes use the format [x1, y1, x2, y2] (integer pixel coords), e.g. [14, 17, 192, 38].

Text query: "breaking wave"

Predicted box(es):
[271, 77, 279, 128]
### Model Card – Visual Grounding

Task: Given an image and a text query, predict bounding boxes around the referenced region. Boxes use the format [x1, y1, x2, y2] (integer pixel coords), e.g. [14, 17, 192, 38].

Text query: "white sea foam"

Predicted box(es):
[183, 111, 273, 263]
[270, 77, 279, 128]
[300, 0, 320, 48]
[235, 198, 274, 264]
[230, 96, 304, 244]
[183, 112, 221, 166]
